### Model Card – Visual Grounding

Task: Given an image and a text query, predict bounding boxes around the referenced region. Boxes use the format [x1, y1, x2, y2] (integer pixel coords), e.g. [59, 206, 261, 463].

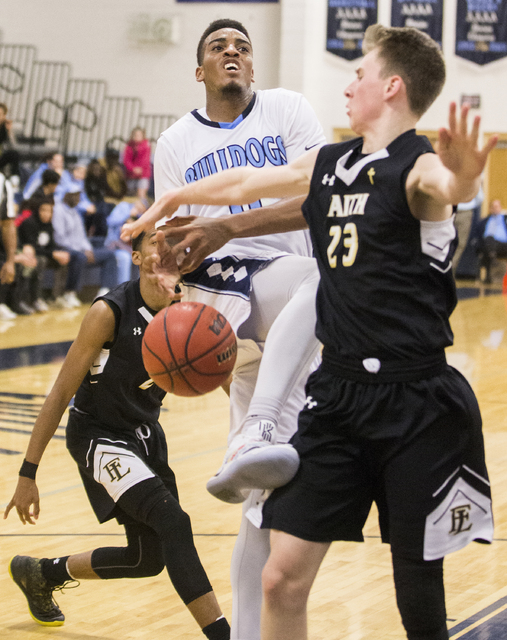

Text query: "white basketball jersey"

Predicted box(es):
[155, 88, 326, 260]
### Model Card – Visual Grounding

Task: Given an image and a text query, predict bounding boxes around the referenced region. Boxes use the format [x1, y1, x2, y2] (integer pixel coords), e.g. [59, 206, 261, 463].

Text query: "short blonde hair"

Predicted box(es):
[363, 24, 445, 117]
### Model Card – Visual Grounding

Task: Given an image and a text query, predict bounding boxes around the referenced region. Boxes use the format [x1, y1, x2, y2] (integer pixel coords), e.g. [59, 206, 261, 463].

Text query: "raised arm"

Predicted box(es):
[122, 147, 319, 241]
[4, 302, 116, 524]
[408, 103, 497, 220]
[161, 195, 308, 273]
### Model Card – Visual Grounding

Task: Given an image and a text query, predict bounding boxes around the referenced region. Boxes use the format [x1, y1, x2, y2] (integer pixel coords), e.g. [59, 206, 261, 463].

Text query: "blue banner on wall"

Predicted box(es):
[326, 0, 378, 60]
[391, 0, 443, 47]
[455, 0, 507, 64]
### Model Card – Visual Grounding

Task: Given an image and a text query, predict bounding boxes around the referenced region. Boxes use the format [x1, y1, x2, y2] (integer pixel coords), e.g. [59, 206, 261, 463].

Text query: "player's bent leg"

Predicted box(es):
[117, 477, 229, 638]
[208, 258, 320, 503]
[91, 520, 165, 579]
[261, 530, 330, 640]
[392, 553, 449, 640]
[230, 490, 271, 640]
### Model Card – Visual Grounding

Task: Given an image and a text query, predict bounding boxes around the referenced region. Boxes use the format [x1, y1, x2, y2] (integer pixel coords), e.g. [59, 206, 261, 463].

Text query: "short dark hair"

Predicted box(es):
[196, 19, 251, 65]
[131, 231, 146, 253]
[41, 169, 61, 186]
[363, 25, 445, 117]
[28, 195, 54, 213]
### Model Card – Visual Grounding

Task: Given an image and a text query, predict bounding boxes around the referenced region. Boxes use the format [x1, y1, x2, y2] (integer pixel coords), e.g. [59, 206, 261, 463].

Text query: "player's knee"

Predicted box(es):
[133, 551, 165, 578]
[261, 562, 310, 612]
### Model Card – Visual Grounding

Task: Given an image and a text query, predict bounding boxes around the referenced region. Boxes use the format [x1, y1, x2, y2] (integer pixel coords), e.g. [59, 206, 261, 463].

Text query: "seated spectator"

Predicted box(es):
[0, 169, 17, 320]
[81, 159, 113, 238]
[99, 147, 127, 201]
[123, 127, 151, 201]
[16, 197, 71, 311]
[0, 103, 20, 186]
[105, 199, 146, 283]
[18, 169, 60, 223]
[477, 199, 507, 284]
[52, 187, 118, 306]
[23, 152, 70, 201]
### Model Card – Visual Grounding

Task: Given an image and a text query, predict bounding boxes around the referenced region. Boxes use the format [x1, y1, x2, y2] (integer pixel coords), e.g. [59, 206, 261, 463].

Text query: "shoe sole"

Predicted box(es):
[9, 556, 65, 627]
[206, 444, 300, 503]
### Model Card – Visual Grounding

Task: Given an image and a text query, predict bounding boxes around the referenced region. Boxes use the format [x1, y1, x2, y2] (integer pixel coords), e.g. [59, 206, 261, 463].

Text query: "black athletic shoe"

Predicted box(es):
[9, 555, 65, 626]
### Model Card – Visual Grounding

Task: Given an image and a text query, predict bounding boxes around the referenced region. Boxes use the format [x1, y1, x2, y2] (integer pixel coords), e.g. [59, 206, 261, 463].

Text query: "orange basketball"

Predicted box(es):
[142, 302, 237, 397]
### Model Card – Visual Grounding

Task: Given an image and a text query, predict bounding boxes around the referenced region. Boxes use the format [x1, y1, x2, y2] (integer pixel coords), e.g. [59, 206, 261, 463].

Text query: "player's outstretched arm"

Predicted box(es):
[121, 148, 319, 241]
[3, 303, 116, 525]
[162, 195, 309, 273]
[411, 103, 497, 214]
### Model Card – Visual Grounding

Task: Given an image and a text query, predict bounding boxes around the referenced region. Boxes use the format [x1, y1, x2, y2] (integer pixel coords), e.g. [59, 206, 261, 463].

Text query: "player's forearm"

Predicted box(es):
[2, 220, 16, 262]
[223, 196, 308, 238]
[419, 166, 482, 207]
[24, 391, 73, 465]
[162, 164, 306, 213]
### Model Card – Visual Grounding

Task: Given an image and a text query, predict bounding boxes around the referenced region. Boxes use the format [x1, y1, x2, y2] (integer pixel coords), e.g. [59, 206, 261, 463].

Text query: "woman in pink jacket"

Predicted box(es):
[123, 127, 152, 201]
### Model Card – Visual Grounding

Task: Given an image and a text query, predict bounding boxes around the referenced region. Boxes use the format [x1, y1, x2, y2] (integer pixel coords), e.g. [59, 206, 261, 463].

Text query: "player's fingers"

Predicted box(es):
[178, 248, 208, 274]
[3, 500, 14, 519]
[469, 114, 481, 147]
[448, 102, 457, 134]
[483, 134, 499, 156]
[459, 103, 469, 137]
[164, 215, 198, 228]
[438, 127, 451, 149]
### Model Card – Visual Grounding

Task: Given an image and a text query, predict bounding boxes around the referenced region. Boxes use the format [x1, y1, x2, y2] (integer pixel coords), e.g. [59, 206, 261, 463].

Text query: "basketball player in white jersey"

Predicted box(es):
[125, 18, 326, 640]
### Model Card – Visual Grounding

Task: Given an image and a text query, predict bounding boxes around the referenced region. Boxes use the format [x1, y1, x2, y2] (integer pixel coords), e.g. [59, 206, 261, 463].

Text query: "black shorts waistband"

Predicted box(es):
[321, 350, 447, 383]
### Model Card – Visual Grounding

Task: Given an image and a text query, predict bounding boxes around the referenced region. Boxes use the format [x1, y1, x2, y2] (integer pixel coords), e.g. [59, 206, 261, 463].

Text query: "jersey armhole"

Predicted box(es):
[93, 297, 121, 349]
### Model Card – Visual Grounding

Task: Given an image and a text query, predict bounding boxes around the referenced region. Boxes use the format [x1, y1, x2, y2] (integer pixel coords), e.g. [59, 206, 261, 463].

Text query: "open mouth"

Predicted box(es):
[224, 62, 239, 71]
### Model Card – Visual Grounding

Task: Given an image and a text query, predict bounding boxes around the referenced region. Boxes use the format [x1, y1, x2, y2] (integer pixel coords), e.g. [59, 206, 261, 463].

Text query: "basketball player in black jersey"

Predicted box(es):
[123, 24, 498, 640]
[4, 230, 231, 640]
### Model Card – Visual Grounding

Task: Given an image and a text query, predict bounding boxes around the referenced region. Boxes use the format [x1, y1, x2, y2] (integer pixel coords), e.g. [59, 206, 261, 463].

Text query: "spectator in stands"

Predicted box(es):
[477, 199, 507, 284]
[99, 147, 127, 201]
[23, 152, 70, 201]
[82, 159, 114, 238]
[52, 187, 118, 307]
[105, 199, 147, 283]
[0, 103, 20, 185]
[18, 169, 60, 221]
[16, 197, 71, 312]
[0, 169, 17, 320]
[123, 127, 151, 202]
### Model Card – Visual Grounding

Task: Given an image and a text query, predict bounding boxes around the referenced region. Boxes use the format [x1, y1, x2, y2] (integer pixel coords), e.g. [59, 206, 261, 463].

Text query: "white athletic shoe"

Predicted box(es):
[63, 291, 81, 308]
[0, 303, 17, 320]
[206, 432, 300, 504]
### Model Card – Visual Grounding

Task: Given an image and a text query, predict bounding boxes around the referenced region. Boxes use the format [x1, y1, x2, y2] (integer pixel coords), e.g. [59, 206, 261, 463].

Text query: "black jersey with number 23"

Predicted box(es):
[303, 130, 458, 380]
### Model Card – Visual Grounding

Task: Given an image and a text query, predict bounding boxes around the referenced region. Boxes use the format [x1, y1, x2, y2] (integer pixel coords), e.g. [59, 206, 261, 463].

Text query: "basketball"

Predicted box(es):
[142, 301, 237, 397]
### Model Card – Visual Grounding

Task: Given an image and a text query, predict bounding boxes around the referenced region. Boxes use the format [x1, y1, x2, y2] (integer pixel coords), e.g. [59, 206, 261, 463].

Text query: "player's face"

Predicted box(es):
[196, 28, 254, 93]
[132, 230, 158, 266]
[344, 49, 386, 134]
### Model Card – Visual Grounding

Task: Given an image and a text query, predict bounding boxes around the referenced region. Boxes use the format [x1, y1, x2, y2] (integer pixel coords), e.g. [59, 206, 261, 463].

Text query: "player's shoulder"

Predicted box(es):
[158, 111, 198, 145]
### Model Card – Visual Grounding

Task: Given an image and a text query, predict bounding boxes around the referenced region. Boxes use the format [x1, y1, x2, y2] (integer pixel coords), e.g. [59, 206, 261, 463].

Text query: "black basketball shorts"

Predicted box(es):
[66, 408, 178, 523]
[262, 365, 493, 560]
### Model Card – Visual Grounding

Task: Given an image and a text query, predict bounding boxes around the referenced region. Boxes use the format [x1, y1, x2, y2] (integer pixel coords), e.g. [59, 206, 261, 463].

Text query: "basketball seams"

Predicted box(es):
[142, 301, 237, 396]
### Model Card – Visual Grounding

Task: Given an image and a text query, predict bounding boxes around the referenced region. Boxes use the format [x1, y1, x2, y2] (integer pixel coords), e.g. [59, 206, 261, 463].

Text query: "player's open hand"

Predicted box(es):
[121, 189, 181, 242]
[4, 477, 40, 525]
[438, 102, 497, 182]
[142, 228, 184, 306]
[162, 215, 233, 274]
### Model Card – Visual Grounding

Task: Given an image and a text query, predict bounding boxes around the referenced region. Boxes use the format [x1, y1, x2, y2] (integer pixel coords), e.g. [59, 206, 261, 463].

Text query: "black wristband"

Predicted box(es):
[19, 459, 38, 480]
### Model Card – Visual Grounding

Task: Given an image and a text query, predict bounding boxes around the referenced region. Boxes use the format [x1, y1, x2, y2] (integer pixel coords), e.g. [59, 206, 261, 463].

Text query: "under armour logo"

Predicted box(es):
[133, 327, 142, 335]
[449, 504, 473, 535]
[322, 173, 336, 186]
[104, 457, 131, 482]
[304, 395, 317, 409]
